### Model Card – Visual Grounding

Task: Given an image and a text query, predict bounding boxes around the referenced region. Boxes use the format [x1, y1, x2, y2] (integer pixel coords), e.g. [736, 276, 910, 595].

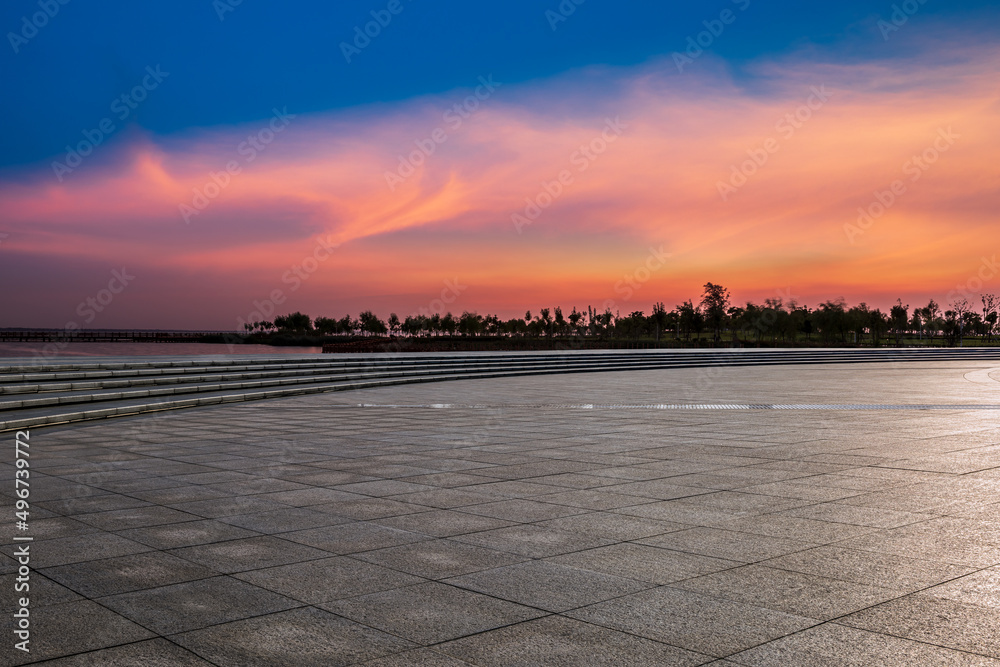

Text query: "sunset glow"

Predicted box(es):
[2, 5, 999, 329]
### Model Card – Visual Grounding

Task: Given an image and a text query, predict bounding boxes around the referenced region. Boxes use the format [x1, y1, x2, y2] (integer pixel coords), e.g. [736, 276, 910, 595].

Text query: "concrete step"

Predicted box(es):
[2, 348, 999, 433]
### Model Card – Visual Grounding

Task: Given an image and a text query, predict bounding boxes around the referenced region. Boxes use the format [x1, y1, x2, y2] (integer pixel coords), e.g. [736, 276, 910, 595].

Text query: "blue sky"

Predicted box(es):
[3, 0, 998, 169]
[2, 0, 999, 328]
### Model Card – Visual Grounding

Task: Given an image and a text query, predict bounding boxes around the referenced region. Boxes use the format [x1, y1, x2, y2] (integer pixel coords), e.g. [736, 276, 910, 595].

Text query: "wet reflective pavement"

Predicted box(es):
[3, 360, 1000, 665]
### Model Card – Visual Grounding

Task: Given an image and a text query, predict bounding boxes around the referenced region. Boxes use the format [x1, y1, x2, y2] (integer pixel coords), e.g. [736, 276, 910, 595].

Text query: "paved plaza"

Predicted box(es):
[4, 360, 1000, 665]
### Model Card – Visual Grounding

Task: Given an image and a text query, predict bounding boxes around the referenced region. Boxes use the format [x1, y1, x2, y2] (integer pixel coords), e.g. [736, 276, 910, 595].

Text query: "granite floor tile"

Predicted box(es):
[0, 572, 82, 610]
[764, 545, 977, 591]
[638, 526, 816, 563]
[840, 593, 1000, 658]
[451, 524, 613, 558]
[168, 535, 330, 573]
[353, 539, 526, 579]
[309, 497, 426, 520]
[254, 487, 365, 507]
[216, 506, 350, 534]
[10, 360, 1000, 664]
[30, 638, 215, 665]
[234, 556, 426, 603]
[0, 599, 154, 665]
[320, 581, 544, 644]
[387, 488, 501, 509]
[35, 493, 151, 515]
[566, 586, 816, 657]
[18, 516, 102, 542]
[922, 567, 1000, 609]
[117, 518, 260, 550]
[672, 564, 905, 620]
[281, 522, 428, 554]
[460, 499, 588, 523]
[373, 509, 516, 537]
[437, 614, 709, 666]
[98, 576, 301, 635]
[41, 551, 216, 597]
[729, 622, 1000, 666]
[1, 533, 153, 569]
[535, 511, 686, 541]
[549, 542, 739, 585]
[73, 506, 202, 531]
[445, 560, 653, 612]
[172, 606, 415, 666]
[354, 648, 474, 666]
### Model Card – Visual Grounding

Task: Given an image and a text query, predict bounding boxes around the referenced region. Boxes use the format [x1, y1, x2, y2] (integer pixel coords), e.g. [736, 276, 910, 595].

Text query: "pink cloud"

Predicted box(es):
[2, 41, 999, 327]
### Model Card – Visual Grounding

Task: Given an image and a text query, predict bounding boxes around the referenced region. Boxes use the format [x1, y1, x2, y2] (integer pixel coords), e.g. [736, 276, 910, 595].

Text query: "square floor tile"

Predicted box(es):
[444, 560, 652, 612]
[234, 556, 426, 603]
[168, 536, 329, 573]
[321, 581, 544, 644]
[452, 524, 613, 558]
[567, 586, 815, 657]
[172, 606, 414, 666]
[282, 522, 428, 554]
[99, 576, 300, 635]
[549, 543, 739, 585]
[41, 551, 215, 597]
[0, 599, 153, 664]
[354, 539, 526, 579]
[438, 614, 709, 666]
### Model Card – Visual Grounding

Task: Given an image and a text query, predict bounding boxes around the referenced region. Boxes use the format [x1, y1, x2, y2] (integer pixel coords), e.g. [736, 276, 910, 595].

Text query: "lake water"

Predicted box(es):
[0, 341, 322, 360]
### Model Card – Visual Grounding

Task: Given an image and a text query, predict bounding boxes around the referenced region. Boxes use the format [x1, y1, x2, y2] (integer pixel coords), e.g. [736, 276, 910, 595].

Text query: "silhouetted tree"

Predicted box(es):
[651, 302, 669, 342]
[314, 317, 338, 335]
[700, 283, 731, 344]
[983, 294, 999, 344]
[951, 298, 972, 347]
[274, 312, 312, 332]
[889, 300, 909, 345]
[814, 300, 847, 343]
[568, 307, 583, 335]
[921, 300, 941, 344]
[675, 300, 703, 342]
[358, 310, 387, 336]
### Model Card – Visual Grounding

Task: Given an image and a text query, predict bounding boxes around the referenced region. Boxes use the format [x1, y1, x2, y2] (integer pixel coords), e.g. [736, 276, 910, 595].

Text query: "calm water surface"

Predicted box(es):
[0, 342, 322, 359]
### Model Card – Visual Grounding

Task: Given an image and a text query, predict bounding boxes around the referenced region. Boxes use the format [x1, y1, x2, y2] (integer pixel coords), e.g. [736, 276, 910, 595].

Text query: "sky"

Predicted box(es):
[1, 0, 999, 329]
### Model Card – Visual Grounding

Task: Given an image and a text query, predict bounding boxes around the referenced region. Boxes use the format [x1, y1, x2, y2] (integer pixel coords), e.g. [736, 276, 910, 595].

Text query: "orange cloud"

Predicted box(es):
[2, 41, 999, 327]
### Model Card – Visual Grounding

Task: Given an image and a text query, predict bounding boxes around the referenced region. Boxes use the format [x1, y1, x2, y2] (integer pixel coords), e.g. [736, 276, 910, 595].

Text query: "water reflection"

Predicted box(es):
[0, 342, 322, 359]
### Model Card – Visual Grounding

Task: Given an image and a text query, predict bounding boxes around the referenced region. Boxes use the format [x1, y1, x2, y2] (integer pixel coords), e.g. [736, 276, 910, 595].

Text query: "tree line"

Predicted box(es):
[242, 283, 1000, 347]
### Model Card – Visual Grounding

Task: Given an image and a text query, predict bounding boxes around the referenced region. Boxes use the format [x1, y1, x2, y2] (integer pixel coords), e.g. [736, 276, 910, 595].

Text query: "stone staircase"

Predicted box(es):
[2, 348, 999, 432]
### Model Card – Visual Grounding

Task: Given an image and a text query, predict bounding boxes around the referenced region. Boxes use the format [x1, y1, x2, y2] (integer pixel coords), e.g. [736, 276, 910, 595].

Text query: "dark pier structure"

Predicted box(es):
[0, 329, 226, 343]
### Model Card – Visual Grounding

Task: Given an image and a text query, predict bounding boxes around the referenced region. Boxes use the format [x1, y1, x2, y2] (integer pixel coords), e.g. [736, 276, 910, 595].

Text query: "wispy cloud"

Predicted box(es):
[3, 37, 999, 326]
